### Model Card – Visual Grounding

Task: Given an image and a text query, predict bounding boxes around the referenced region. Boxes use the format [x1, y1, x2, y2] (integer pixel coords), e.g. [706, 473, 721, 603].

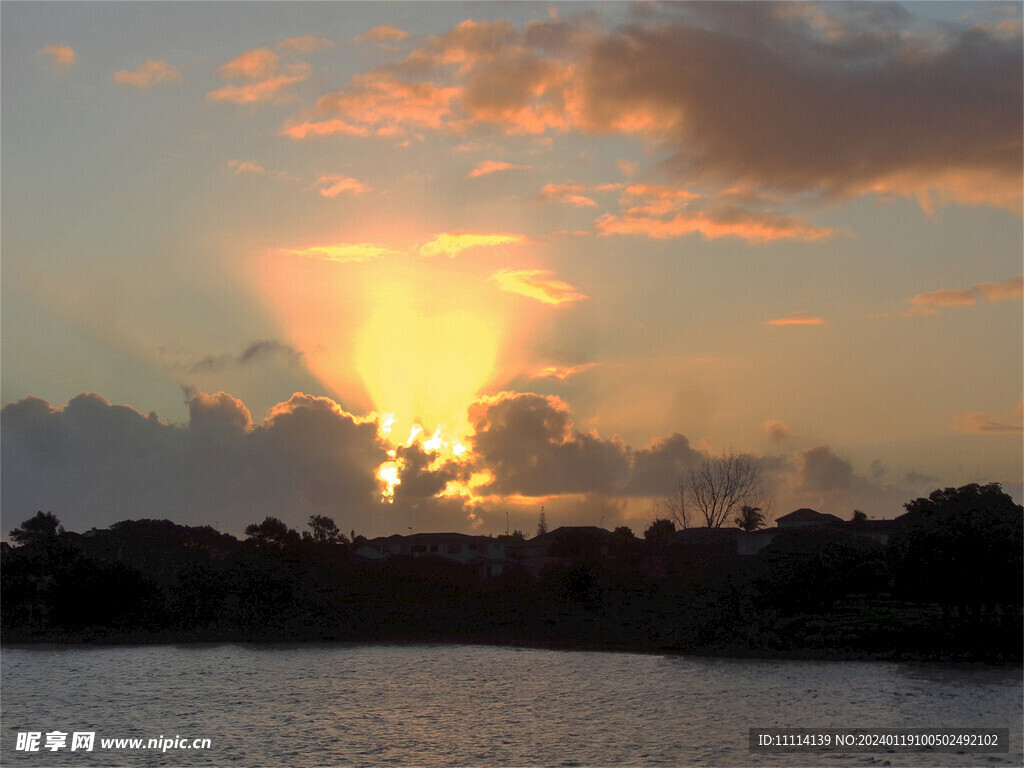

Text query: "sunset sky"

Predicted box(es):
[3, 1, 1021, 539]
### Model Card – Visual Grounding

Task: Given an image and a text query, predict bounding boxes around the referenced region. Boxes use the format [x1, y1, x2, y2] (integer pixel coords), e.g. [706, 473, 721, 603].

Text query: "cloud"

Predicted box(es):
[764, 420, 793, 442]
[419, 232, 530, 258]
[467, 160, 531, 178]
[538, 182, 598, 207]
[226, 159, 265, 175]
[799, 446, 854, 493]
[597, 204, 836, 243]
[533, 363, 596, 380]
[626, 433, 702, 497]
[281, 119, 371, 139]
[278, 36, 333, 53]
[219, 48, 279, 80]
[165, 340, 303, 374]
[354, 25, 410, 44]
[112, 60, 181, 88]
[765, 311, 825, 326]
[280, 243, 401, 264]
[209, 49, 308, 104]
[953, 399, 1024, 435]
[880, 274, 1023, 317]
[295, 9, 1019, 213]
[206, 71, 308, 104]
[467, 392, 631, 496]
[309, 72, 459, 134]
[492, 269, 587, 306]
[315, 174, 370, 197]
[38, 45, 75, 68]
[1, 392, 387, 535]
[578, 8, 1022, 212]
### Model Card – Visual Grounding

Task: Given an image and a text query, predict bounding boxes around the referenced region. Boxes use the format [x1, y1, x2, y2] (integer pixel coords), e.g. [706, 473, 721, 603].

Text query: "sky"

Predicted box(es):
[2, 1, 1021, 540]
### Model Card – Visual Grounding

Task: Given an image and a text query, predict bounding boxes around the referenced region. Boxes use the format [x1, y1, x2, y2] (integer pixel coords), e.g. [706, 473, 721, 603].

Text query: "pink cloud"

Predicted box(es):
[354, 25, 409, 44]
[953, 400, 1024, 434]
[207, 71, 308, 104]
[766, 312, 826, 326]
[226, 159, 265, 175]
[112, 60, 181, 88]
[881, 274, 1023, 317]
[316, 174, 370, 197]
[468, 160, 531, 178]
[280, 118, 370, 139]
[38, 45, 75, 68]
[219, 48, 279, 80]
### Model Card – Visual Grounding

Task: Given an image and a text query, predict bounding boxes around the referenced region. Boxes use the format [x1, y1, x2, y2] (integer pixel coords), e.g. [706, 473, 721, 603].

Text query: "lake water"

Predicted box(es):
[1, 643, 1020, 767]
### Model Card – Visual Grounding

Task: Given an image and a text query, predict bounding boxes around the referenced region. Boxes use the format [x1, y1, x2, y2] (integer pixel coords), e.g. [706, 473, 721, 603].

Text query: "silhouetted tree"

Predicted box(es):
[304, 514, 345, 544]
[536, 507, 548, 536]
[890, 483, 1023, 623]
[675, 451, 771, 528]
[244, 516, 299, 549]
[9, 511, 63, 546]
[734, 505, 766, 532]
[644, 518, 676, 545]
[851, 509, 868, 523]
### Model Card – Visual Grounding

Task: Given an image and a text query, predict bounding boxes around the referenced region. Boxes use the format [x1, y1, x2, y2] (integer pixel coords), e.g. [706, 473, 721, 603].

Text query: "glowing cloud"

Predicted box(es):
[468, 160, 530, 179]
[598, 205, 836, 243]
[219, 48, 279, 80]
[112, 60, 181, 88]
[419, 232, 529, 259]
[766, 312, 825, 326]
[38, 45, 75, 68]
[492, 269, 587, 306]
[538, 182, 598, 207]
[953, 400, 1024, 435]
[281, 244, 400, 264]
[315, 174, 369, 197]
[281, 119, 370, 139]
[764, 419, 794, 442]
[314, 72, 459, 133]
[226, 159, 264, 175]
[881, 274, 1023, 317]
[534, 363, 596, 380]
[207, 71, 308, 104]
[355, 25, 409, 44]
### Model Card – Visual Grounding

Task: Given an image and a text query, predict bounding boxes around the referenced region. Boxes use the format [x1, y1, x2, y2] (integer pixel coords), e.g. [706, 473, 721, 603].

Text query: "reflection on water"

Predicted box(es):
[2, 643, 1020, 766]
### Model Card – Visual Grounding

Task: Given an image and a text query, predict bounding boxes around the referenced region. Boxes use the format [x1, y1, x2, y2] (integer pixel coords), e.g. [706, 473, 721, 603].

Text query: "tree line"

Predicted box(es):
[2, 483, 1020, 662]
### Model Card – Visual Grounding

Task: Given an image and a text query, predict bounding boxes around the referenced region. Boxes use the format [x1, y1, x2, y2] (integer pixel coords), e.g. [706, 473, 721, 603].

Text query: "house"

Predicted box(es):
[738, 508, 902, 555]
[355, 532, 506, 577]
[510, 526, 616, 577]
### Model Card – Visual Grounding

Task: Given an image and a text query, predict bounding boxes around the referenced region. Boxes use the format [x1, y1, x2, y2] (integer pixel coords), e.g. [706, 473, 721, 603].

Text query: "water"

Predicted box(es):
[1, 643, 1020, 766]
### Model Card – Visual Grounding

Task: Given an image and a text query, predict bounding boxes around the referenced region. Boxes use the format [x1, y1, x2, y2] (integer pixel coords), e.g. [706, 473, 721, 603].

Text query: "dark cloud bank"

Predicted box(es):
[2, 389, 968, 538]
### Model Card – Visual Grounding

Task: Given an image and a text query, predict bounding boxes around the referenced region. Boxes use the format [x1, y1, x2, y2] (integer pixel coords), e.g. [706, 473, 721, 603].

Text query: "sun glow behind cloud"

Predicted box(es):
[354, 279, 502, 442]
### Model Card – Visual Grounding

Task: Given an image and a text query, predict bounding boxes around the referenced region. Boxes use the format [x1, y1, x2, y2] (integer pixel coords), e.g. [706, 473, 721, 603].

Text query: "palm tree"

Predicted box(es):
[734, 505, 766, 532]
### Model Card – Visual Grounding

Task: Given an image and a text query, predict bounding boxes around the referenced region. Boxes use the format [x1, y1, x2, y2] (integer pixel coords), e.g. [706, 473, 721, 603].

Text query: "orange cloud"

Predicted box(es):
[281, 244, 401, 263]
[316, 174, 369, 197]
[764, 419, 794, 442]
[112, 60, 181, 88]
[207, 71, 308, 104]
[355, 25, 409, 44]
[226, 159, 265, 175]
[492, 269, 587, 306]
[280, 118, 370, 139]
[977, 274, 1024, 302]
[597, 205, 836, 243]
[314, 73, 459, 133]
[38, 45, 75, 68]
[538, 182, 598, 207]
[278, 36, 333, 53]
[219, 48, 279, 80]
[953, 400, 1024, 434]
[419, 232, 530, 258]
[534, 363, 596, 380]
[766, 312, 825, 326]
[882, 274, 1023, 317]
[468, 160, 530, 178]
